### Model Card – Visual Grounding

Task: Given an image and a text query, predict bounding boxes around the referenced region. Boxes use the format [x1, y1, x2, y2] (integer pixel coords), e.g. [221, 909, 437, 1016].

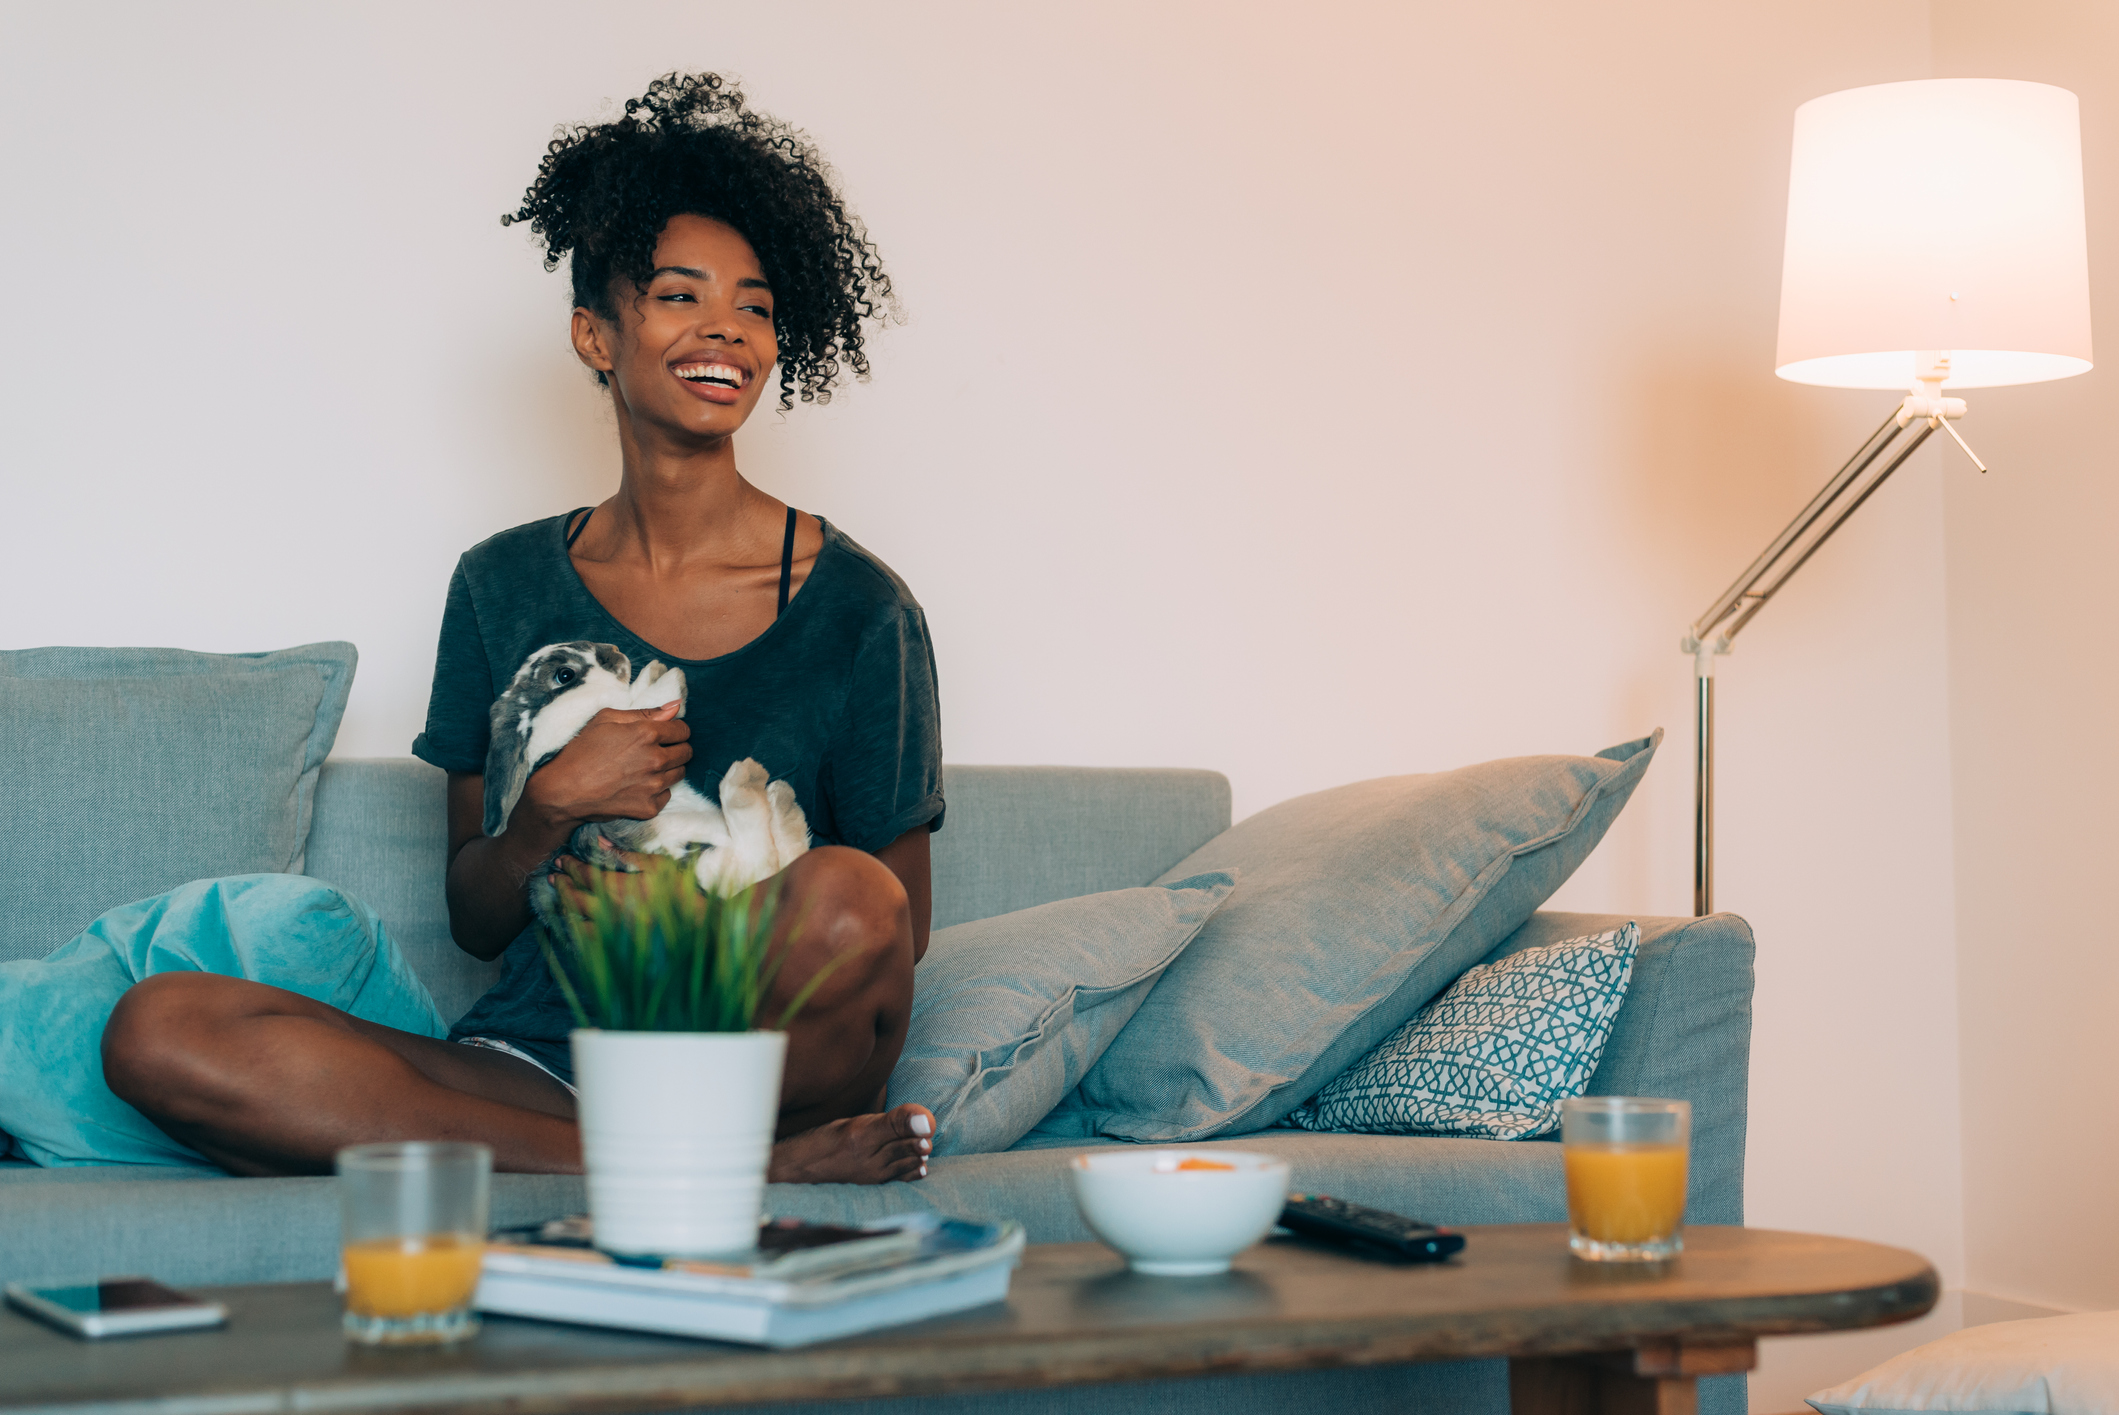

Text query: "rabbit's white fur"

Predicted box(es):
[484, 642, 810, 907]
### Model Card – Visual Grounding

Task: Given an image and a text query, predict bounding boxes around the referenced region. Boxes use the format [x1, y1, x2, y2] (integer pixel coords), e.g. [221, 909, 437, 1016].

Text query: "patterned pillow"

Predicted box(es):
[1284, 922, 1639, 1139]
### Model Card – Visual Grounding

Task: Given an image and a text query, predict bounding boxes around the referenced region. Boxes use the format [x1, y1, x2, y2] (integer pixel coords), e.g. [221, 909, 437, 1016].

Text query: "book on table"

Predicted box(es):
[475, 1213, 1025, 1348]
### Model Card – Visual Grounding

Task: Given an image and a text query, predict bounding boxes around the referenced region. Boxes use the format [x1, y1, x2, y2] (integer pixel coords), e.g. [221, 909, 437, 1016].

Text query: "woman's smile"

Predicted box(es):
[670, 357, 751, 405]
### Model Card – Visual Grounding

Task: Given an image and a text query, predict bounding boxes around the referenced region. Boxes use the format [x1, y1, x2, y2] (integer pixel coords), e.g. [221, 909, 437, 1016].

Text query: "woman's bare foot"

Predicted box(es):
[768, 1103, 934, 1184]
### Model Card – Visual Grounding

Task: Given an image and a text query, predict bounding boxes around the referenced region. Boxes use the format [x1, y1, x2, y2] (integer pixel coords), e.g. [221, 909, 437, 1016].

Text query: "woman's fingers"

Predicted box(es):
[551, 872, 588, 920]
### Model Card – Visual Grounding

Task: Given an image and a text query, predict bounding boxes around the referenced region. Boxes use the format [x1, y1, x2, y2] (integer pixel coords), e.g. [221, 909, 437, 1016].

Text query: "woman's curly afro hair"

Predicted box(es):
[504, 72, 893, 409]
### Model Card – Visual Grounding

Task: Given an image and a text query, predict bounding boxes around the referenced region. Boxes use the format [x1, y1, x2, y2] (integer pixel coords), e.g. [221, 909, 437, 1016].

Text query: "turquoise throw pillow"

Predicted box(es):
[0, 874, 446, 1168]
[0, 643, 357, 964]
[887, 871, 1236, 1157]
[1285, 922, 1639, 1139]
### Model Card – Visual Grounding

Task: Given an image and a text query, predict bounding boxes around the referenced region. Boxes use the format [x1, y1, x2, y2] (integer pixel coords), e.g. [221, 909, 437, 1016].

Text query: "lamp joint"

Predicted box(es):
[1680, 632, 1731, 679]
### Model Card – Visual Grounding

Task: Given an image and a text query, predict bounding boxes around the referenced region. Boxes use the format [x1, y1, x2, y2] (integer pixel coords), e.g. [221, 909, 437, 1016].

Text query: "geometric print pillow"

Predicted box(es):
[1283, 922, 1639, 1140]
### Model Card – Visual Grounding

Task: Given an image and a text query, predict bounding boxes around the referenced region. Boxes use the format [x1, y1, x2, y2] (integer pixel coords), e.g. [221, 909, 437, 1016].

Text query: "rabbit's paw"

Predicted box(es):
[627, 663, 686, 712]
[765, 779, 812, 865]
[719, 757, 770, 801]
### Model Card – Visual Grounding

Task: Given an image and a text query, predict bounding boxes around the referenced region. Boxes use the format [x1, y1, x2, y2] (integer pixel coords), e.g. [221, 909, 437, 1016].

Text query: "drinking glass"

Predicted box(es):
[336, 1141, 492, 1344]
[1560, 1097, 1689, 1262]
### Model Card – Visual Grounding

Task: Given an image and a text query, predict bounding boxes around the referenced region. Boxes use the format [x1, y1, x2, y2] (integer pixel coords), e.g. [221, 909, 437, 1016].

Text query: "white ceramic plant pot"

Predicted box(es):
[570, 1029, 787, 1257]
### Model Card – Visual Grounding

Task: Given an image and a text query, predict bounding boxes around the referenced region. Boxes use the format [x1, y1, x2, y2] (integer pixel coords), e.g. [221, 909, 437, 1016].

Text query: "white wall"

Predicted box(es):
[1932, 0, 2119, 1316]
[5, 0, 1984, 1316]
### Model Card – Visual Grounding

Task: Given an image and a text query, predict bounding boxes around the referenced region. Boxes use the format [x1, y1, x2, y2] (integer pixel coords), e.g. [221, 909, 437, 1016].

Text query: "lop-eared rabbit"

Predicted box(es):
[485, 642, 810, 929]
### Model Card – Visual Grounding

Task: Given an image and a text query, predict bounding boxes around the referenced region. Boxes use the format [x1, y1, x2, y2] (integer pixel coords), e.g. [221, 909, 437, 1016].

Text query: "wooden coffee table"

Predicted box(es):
[0, 1225, 1934, 1415]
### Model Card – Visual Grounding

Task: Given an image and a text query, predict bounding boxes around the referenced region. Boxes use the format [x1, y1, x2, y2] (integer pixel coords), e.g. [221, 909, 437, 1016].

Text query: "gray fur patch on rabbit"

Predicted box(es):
[482, 641, 811, 930]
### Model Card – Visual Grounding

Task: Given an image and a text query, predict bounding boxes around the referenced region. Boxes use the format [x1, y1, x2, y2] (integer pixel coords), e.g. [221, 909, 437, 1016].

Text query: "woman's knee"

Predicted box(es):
[786, 847, 909, 938]
[101, 973, 313, 1112]
[102, 973, 219, 1108]
[777, 847, 912, 1005]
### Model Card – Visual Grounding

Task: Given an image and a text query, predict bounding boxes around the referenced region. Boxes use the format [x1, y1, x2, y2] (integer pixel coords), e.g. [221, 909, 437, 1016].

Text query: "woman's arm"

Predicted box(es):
[872, 826, 932, 964]
[444, 704, 693, 960]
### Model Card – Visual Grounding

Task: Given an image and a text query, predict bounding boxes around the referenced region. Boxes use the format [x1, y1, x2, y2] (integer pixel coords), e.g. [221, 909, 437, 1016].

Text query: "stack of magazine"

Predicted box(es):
[476, 1212, 1025, 1348]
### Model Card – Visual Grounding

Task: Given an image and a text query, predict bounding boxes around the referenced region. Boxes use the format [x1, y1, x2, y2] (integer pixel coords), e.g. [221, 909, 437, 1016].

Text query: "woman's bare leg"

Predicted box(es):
[102, 973, 580, 1177]
[759, 846, 933, 1184]
[102, 846, 933, 1184]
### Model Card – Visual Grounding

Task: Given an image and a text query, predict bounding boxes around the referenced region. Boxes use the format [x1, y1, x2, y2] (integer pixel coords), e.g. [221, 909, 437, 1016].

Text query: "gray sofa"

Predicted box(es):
[0, 759, 1755, 1414]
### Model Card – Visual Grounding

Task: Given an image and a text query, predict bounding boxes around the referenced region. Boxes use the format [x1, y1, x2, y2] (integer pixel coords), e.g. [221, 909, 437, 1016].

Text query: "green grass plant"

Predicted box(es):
[539, 855, 835, 1033]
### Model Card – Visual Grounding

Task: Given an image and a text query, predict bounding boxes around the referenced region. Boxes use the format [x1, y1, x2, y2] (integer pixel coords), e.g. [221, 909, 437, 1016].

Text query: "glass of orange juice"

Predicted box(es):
[1560, 1097, 1689, 1262]
[336, 1142, 492, 1344]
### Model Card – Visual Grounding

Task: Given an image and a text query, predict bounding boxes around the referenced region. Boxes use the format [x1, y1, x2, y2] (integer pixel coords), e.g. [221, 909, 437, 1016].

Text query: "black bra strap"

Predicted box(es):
[564, 506, 594, 550]
[777, 507, 798, 618]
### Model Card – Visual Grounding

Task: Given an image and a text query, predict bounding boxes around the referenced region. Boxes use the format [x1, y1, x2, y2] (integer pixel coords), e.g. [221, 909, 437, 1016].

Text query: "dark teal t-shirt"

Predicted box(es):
[411, 511, 943, 1077]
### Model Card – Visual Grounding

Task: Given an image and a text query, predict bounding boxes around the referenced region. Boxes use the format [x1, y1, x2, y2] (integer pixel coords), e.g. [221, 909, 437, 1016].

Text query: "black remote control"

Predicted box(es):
[1279, 1193, 1466, 1262]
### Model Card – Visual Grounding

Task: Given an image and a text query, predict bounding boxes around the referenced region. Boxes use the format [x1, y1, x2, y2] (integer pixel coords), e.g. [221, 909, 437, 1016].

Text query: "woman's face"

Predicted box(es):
[572, 213, 780, 440]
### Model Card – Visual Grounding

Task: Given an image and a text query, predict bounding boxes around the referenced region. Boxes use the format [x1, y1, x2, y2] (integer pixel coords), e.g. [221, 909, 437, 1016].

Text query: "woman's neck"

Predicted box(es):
[596, 400, 777, 570]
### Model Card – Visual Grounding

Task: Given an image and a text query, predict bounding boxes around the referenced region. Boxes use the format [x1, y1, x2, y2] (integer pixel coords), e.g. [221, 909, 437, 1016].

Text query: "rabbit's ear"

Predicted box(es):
[484, 694, 534, 837]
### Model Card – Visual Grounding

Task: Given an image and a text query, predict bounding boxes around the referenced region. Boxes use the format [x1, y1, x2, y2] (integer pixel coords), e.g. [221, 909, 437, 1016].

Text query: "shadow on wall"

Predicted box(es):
[466, 342, 623, 514]
[1580, 349, 1923, 912]
[1610, 352, 1882, 603]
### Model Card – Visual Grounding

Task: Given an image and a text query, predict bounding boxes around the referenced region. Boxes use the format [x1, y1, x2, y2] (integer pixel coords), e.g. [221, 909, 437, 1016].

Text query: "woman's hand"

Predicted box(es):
[548, 844, 661, 923]
[515, 701, 693, 832]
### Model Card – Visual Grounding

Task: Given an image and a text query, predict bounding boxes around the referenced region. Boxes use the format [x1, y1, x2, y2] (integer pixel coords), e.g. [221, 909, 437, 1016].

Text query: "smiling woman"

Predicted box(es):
[92, 72, 947, 1188]
[506, 71, 892, 410]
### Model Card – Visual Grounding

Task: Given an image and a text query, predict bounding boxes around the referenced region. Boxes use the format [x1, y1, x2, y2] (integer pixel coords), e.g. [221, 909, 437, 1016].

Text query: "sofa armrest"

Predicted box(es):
[1483, 910, 1755, 1227]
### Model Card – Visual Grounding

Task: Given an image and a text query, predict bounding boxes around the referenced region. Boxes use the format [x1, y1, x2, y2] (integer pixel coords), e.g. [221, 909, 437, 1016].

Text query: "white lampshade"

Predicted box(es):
[1775, 78, 2093, 390]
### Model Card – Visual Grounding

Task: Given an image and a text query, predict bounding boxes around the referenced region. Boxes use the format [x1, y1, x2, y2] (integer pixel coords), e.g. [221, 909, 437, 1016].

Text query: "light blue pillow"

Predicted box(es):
[1285, 922, 1639, 1138]
[886, 871, 1236, 1157]
[0, 875, 445, 1168]
[0, 643, 357, 964]
[1031, 733, 1659, 1144]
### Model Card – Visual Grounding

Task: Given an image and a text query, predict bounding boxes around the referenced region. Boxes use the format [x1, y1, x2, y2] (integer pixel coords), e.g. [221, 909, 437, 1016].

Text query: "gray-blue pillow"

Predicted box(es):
[0, 643, 358, 963]
[1030, 733, 1659, 1144]
[886, 871, 1236, 1156]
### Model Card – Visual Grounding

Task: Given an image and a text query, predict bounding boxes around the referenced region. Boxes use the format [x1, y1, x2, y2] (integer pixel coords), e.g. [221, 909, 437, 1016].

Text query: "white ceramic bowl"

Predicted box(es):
[1066, 1149, 1291, 1275]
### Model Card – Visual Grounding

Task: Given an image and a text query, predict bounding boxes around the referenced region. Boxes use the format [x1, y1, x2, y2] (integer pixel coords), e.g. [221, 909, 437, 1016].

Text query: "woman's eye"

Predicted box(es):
[659, 292, 695, 303]
[553, 668, 576, 686]
[742, 304, 771, 317]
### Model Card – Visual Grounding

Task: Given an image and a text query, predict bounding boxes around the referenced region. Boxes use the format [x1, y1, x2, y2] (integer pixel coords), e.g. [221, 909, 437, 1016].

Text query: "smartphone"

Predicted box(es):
[5, 1278, 228, 1339]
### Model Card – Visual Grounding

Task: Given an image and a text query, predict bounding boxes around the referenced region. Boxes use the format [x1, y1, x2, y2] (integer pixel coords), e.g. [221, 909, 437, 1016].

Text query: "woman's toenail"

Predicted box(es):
[919, 1163, 928, 1176]
[919, 1138, 931, 1152]
[910, 1113, 932, 1137]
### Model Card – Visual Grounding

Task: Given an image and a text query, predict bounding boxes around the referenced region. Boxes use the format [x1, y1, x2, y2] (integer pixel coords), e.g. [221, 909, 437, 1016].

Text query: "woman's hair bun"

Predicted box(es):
[505, 72, 893, 407]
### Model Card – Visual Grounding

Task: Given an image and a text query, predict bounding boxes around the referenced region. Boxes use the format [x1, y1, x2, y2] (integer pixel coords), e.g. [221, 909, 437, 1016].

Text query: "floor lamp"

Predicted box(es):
[1685, 78, 2093, 916]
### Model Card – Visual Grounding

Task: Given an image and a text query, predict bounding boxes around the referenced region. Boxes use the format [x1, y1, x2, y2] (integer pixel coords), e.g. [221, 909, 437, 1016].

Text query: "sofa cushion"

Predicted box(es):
[0, 642, 357, 964]
[927, 766, 1234, 930]
[0, 1131, 1562, 1290]
[886, 872, 1236, 1157]
[1031, 735, 1660, 1144]
[1285, 921, 1638, 1139]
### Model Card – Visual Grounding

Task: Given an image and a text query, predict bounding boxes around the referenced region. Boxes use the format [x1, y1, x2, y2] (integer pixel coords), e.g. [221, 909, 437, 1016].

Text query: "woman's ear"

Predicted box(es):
[571, 305, 616, 376]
